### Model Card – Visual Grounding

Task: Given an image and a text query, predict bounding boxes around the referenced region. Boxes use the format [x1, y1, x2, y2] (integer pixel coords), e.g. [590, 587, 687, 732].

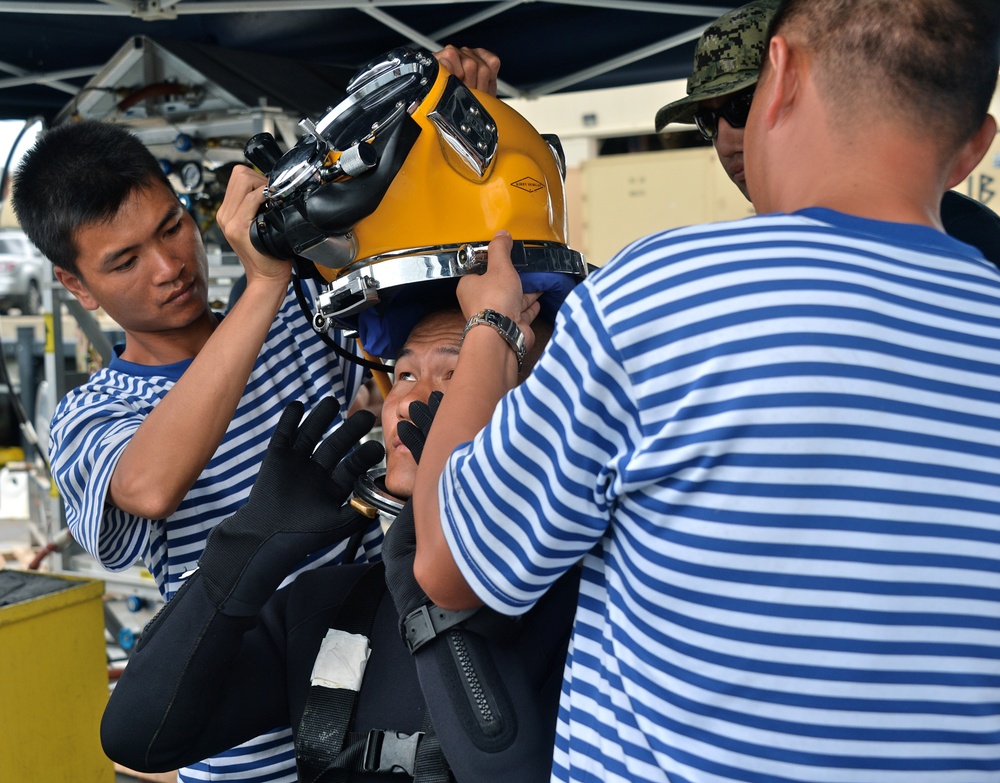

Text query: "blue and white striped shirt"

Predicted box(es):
[440, 209, 1000, 783]
[50, 281, 379, 783]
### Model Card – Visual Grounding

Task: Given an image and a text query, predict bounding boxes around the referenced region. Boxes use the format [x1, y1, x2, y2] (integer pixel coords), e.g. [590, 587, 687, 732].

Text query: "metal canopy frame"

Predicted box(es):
[0, 0, 736, 122]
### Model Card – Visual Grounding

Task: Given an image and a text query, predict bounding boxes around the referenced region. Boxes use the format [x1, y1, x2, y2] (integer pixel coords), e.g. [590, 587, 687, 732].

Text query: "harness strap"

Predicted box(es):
[318, 729, 424, 776]
[296, 564, 386, 783]
[295, 563, 455, 781]
[402, 603, 478, 653]
[326, 715, 448, 778]
[412, 709, 451, 783]
[402, 601, 521, 654]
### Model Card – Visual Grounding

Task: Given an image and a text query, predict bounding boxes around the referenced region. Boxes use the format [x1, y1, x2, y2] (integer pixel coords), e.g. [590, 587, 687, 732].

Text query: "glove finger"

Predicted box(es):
[397, 420, 425, 464]
[312, 410, 376, 472]
[293, 397, 342, 457]
[408, 399, 435, 439]
[407, 390, 443, 438]
[329, 440, 385, 499]
[269, 400, 305, 451]
[427, 390, 444, 420]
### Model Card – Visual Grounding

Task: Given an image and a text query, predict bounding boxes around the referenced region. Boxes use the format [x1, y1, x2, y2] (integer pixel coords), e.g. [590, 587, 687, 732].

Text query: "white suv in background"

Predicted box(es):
[0, 229, 45, 315]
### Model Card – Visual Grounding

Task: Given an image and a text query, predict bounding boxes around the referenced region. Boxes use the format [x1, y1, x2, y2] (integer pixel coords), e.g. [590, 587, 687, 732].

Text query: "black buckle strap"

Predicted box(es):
[296, 565, 386, 783]
[402, 603, 479, 653]
[363, 729, 424, 775]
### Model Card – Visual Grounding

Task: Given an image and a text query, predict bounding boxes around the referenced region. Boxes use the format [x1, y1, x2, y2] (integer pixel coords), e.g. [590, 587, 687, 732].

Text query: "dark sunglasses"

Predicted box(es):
[693, 87, 755, 141]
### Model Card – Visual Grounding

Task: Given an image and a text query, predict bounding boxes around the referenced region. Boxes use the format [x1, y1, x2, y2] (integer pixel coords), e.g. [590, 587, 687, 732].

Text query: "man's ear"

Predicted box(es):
[760, 35, 799, 131]
[53, 267, 99, 311]
[946, 114, 997, 189]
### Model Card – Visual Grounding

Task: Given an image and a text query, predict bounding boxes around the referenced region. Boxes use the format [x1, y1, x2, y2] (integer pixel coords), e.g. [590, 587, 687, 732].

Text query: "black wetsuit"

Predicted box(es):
[102, 558, 579, 782]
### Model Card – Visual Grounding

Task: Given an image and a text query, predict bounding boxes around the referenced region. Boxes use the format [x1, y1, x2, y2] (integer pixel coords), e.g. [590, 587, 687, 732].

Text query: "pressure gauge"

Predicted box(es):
[179, 161, 203, 191]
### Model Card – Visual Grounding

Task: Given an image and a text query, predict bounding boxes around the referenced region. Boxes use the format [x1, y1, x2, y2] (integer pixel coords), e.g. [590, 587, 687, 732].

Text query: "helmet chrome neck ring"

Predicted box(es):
[352, 468, 406, 535]
[314, 241, 586, 326]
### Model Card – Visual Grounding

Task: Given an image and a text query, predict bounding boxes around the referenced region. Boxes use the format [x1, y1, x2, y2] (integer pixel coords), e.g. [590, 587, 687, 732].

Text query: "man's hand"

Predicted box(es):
[434, 45, 501, 96]
[215, 164, 291, 289]
[199, 397, 385, 616]
[457, 230, 542, 354]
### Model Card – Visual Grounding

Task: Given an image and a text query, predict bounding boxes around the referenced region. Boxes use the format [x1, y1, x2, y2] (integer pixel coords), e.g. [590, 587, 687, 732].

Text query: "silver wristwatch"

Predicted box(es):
[462, 309, 527, 369]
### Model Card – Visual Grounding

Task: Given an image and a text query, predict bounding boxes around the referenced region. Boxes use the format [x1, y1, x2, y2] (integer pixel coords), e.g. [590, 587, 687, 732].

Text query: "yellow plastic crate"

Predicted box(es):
[0, 569, 113, 782]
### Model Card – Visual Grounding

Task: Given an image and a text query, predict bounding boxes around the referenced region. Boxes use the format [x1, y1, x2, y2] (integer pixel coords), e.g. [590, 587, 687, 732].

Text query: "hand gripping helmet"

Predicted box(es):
[244, 47, 586, 360]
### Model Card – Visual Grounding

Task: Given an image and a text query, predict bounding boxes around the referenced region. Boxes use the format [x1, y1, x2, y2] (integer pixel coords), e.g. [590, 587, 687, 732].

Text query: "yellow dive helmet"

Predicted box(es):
[244, 47, 586, 359]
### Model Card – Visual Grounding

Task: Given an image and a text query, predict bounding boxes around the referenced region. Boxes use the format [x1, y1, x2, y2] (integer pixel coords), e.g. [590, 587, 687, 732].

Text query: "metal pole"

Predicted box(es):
[15, 326, 35, 457]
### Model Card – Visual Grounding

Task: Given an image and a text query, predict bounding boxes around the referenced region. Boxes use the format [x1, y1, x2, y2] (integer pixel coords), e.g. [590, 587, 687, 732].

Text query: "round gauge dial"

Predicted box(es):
[180, 161, 203, 190]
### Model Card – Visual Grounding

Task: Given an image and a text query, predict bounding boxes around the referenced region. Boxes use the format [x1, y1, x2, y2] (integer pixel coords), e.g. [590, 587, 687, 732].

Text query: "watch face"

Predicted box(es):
[180, 161, 203, 191]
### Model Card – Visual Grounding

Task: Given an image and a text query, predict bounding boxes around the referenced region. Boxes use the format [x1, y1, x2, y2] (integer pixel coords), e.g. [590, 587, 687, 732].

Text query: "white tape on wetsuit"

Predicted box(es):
[309, 629, 371, 691]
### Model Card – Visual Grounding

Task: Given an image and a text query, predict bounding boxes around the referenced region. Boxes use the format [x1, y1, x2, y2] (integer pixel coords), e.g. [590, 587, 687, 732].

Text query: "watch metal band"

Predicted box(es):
[462, 308, 526, 369]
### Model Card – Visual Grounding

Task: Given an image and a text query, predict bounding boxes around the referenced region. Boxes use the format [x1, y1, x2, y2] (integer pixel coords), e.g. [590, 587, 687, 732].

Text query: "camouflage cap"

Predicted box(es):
[654, 0, 780, 133]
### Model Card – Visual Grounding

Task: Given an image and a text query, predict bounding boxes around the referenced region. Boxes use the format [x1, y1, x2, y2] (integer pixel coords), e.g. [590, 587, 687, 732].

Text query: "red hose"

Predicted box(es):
[27, 541, 58, 570]
[27, 528, 74, 570]
[117, 82, 191, 112]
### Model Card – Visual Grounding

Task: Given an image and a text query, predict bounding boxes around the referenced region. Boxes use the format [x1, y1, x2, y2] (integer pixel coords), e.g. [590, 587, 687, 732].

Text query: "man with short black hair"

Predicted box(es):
[412, 2, 1000, 781]
[12, 45, 501, 783]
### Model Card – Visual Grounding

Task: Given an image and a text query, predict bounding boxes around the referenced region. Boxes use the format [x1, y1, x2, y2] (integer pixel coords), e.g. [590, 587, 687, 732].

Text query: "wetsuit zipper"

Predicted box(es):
[449, 629, 495, 725]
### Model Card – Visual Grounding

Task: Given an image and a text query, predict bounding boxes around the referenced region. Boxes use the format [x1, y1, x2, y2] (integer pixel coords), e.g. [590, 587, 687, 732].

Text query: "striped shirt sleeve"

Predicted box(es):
[440, 271, 638, 614]
[49, 384, 152, 571]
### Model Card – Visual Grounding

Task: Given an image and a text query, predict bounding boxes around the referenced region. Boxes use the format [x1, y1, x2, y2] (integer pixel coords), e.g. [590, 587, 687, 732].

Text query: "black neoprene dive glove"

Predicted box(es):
[199, 396, 385, 617]
[396, 389, 442, 465]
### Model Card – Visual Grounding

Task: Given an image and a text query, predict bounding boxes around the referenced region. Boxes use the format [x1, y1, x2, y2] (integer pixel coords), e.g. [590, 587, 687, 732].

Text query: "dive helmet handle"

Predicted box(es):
[244, 132, 283, 175]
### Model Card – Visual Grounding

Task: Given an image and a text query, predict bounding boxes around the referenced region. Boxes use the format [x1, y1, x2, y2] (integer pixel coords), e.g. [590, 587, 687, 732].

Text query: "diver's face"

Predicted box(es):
[381, 309, 466, 498]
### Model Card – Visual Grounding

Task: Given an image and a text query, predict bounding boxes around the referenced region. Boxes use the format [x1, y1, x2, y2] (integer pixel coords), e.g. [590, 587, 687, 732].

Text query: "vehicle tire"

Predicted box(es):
[24, 281, 41, 315]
